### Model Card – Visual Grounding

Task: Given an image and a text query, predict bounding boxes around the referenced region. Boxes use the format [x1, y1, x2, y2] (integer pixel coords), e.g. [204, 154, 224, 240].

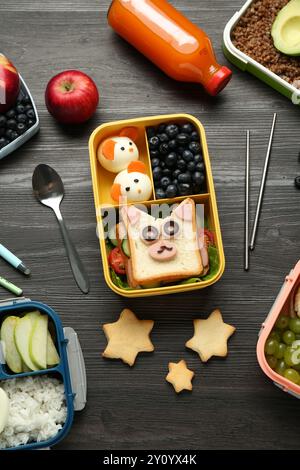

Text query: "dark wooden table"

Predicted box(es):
[1, 0, 299, 450]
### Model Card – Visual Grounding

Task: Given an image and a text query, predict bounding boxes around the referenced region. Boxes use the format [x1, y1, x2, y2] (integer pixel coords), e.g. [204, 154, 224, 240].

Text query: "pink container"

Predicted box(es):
[257, 260, 300, 398]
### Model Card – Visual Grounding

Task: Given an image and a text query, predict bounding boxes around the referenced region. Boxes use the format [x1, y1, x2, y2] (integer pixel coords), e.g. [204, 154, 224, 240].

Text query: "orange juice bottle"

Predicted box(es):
[108, 0, 232, 96]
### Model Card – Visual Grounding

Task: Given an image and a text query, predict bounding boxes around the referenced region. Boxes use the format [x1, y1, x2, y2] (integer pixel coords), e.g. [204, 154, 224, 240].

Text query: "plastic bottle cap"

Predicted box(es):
[205, 67, 232, 96]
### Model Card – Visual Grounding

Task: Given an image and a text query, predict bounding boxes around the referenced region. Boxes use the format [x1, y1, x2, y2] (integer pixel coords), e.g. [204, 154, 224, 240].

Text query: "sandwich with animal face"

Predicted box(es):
[116, 198, 209, 288]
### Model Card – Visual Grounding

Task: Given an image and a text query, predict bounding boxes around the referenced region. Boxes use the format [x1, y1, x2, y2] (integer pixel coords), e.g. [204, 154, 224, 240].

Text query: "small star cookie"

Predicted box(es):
[102, 309, 154, 366]
[166, 360, 194, 393]
[186, 309, 235, 362]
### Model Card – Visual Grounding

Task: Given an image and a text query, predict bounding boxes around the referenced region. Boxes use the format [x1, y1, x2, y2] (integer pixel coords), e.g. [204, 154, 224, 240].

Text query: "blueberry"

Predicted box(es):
[187, 161, 196, 172]
[160, 176, 171, 189]
[189, 141, 201, 154]
[159, 143, 169, 155]
[165, 184, 177, 198]
[182, 150, 194, 162]
[178, 172, 192, 184]
[160, 160, 166, 169]
[28, 119, 35, 127]
[5, 129, 14, 140]
[162, 168, 172, 177]
[156, 188, 166, 199]
[152, 166, 162, 181]
[24, 104, 32, 112]
[193, 172, 205, 186]
[147, 127, 156, 138]
[165, 152, 177, 168]
[177, 146, 185, 155]
[151, 158, 160, 168]
[158, 124, 166, 133]
[0, 128, 5, 138]
[158, 133, 169, 143]
[0, 115, 6, 127]
[173, 178, 178, 185]
[194, 153, 203, 164]
[165, 124, 179, 138]
[10, 131, 18, 141]
[149, 136, 160, 149]
[190, 131, 199, 141]
[195, 162, 205, 173]
[21, 95, 31, 105]
[181, 123, 195, 134]
[17, 114, 28, 124]
[150, 149, 160, 158]
[0, 137, 9, 149]
[168, 139, 177, 150]
[295, 176, 300, 189]
[7, 119, 17, 130]
[6, 109, 16, 119]
[178, 183, 192, 196]
[16, 122, 27, 134]
[176, 133, 190, 145]
[173, 169, 181, 179]
[26, 109, 35, 120]
[177, 159, 186, 171]
[16, 104, 25, 114]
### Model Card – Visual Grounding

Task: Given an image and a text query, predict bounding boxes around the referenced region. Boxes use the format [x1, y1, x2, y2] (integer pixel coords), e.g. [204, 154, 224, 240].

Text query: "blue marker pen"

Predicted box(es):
[0, 244, 31, 275]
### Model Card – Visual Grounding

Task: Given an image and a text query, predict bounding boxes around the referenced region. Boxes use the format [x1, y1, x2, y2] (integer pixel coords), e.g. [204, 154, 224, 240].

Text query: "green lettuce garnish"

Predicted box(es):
[110, 269, 133, 290]
[180, 246, 219, 285]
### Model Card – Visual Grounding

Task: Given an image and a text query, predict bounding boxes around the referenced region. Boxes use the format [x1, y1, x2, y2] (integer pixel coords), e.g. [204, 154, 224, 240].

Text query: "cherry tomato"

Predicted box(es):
[108, 247, 126, 275]
[204, 229, 215, 247]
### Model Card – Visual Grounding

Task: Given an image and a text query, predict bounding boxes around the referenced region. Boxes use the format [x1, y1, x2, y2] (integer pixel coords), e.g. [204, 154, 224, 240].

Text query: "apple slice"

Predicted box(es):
[47, 331, 60, 366]
[14, 315, 39, 371]
[0, 387, 9, 433]
[29, 314, 48, 370]
[0, 316, 22, 373]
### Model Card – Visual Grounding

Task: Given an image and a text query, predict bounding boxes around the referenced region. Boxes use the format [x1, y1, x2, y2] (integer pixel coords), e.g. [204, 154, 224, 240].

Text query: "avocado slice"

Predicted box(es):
[272, 0, 300, 56]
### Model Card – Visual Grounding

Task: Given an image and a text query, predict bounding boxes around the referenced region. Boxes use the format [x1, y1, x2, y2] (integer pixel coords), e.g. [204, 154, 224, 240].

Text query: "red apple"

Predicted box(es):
[45, 70, 99, 124]
[0, 55, 20, 113]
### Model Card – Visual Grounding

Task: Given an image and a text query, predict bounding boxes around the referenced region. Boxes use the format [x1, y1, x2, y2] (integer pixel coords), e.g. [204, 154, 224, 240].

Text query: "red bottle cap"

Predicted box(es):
[205, 66, 232, 96]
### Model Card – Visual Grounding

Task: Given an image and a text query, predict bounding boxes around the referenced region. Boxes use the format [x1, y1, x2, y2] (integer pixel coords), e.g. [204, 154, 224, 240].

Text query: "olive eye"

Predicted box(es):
[121, 146, 125, 151]
[141, 225, 159, 244]
[126, 187, 130, 192]
[129, 142, 133, 146]
[134, 179, 139, 183]
[162, 220, 180, 238]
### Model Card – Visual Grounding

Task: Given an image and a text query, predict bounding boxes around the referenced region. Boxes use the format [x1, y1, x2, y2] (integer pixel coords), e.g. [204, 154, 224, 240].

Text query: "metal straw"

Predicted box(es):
[250, 113, 277, 251]
[245, 130, 250, 271]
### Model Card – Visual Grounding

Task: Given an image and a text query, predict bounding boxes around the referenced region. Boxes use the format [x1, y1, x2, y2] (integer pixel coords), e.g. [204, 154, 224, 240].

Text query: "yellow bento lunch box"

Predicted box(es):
[89, 114, 225, 297]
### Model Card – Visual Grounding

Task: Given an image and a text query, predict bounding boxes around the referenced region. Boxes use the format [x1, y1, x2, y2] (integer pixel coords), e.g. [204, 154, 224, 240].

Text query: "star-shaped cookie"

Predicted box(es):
[102, 309, 154, 366]
[186, 309, 235, 362]
[166, 360, 194, 393]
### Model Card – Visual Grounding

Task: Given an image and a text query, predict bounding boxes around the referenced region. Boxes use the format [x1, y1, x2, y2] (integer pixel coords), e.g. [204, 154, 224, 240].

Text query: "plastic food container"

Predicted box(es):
[0, 53, 40, 160]
[257, 260, 300, 398]
[223, 0, 300, 105]
[89, 113, 225, 298]
[0, 297, 87, 450]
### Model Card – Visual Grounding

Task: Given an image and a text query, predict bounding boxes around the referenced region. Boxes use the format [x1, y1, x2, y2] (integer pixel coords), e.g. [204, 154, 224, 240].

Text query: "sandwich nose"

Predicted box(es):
[129, 148, 134, 153]
[148, 241, 177, 262]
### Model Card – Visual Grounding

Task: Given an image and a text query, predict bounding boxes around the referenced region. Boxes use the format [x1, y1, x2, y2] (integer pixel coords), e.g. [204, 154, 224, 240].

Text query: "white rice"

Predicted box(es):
[0, 375, 67, 449]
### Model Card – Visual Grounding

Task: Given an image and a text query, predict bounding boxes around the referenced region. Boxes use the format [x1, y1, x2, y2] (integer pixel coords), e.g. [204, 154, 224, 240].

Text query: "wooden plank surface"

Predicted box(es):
[0, 0, 300, 450]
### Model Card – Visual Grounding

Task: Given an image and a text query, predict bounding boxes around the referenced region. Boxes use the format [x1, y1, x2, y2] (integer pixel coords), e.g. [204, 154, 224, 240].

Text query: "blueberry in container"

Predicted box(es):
[0, 53, 40, 160]
[0, 297, 86, 450]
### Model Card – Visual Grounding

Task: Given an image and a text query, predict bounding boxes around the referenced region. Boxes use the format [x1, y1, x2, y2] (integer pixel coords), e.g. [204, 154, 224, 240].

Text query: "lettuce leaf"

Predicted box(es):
[110, 269, 133, 290]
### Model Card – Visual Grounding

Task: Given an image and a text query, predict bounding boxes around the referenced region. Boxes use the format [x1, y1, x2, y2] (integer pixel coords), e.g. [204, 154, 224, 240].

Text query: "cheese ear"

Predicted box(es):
[101, 139, 116, 161]
[172, 199, 194, 221]
[119, 127, 139, 142]
[127, 161, 146, 174]
[121, 205, 142, 226]
[111, 183, 122, 202]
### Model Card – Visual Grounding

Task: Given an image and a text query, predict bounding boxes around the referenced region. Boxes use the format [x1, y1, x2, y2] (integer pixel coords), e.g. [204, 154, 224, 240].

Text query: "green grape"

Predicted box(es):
[282, 330, 296, 345]
[275, 315, 289, 330]
[266, 355, 277, 369]
[275, 342, 286, 359]
[289, 318, 300, 334]
[290, 346, 300, 366]
[265, 339, 279, 356]
[284, 368, 300, 384]
[275, 359, 286, 376]
[269, 331, 281, 342]
[284, 347, 295, 366]
[295, 334, 300, 341]
[293, 363, 300, 371]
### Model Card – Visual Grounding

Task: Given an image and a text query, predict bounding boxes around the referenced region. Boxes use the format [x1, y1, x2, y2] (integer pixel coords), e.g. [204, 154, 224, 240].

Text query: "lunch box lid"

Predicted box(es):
[222, 0, 300, 105]
[0, 54, 40, 160]
[0, 297, 87, 449]
[257, 260, 300, 398]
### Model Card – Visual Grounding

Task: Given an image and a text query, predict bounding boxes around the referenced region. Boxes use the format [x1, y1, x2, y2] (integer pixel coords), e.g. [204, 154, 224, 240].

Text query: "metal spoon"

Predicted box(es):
[32, 164, 90, 294]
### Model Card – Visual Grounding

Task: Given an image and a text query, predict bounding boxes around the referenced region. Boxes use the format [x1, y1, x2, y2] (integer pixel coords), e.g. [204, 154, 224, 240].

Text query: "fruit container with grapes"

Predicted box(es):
[257, 260, 300, 398]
